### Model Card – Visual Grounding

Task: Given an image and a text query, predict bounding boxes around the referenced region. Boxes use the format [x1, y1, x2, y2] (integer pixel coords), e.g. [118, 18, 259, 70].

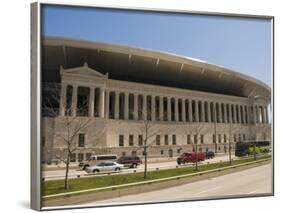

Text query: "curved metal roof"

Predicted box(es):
[42, 37, 271, 98]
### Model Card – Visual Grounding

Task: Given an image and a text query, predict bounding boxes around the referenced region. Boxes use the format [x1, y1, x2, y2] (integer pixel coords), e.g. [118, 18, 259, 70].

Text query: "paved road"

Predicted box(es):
[86, 163, 272, 205]
[43, 154, 236, 180]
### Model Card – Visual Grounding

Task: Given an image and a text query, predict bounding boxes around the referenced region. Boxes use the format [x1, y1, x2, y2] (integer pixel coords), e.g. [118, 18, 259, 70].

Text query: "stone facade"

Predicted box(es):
[42, 63, 271, 163]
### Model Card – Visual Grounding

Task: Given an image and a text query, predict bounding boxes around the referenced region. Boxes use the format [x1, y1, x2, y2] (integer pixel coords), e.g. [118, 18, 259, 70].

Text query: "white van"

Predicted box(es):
[79, 154, 118, 170]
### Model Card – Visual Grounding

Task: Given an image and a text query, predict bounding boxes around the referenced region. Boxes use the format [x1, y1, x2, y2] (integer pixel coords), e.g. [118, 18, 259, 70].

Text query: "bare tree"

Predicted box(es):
[43, 83, 105, 190]
[131, 98, 166, 179]
[227, 123, 235, 165]
[185, 122, 205, 171]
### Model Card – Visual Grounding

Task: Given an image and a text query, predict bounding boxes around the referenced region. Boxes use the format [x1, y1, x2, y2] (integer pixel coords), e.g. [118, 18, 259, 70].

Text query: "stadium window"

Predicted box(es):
[78, 134, 85, 147]
[156, 135, 161, 145]
[200, 135, 204, 144]
[187, 134, 191, 144]
[138, 135, 143, 146]
[172, 135, 176, 145]
[213, 134, 216, 144]
[165, 135, 169, 145]
[78, 153, 84, 162]
[194, 134, 198, 144]
[129, 134, 134, 146]
[119, 135, 124, 147]
[218, 134, 221, 143]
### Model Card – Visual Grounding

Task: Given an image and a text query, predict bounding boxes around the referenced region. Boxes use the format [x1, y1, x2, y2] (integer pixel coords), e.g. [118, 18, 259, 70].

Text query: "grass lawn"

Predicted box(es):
[43, 156, 271, 196]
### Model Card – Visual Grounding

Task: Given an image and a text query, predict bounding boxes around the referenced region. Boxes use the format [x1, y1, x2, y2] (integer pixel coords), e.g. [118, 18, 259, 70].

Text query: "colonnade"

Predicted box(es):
[59, 84, 269, 124]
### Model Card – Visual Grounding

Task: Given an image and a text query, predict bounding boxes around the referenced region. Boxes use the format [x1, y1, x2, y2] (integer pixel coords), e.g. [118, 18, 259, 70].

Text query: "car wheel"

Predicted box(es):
[93, 169, 99, 174]
[83, 165, 89, 170]
[132, 163, 137, 168]
[115, 167, 121, 172]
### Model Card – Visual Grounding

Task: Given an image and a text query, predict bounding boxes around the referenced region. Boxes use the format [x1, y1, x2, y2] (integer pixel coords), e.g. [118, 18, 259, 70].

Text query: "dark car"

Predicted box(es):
[205, 151, 215, 159]
[177, 152, 205, 165]
[117, 156, 142, 168]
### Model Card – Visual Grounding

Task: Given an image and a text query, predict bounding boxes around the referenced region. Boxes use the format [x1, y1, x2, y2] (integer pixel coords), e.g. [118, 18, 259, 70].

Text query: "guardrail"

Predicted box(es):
[43, 157, 270, 199]
[42, 153, 270, 181]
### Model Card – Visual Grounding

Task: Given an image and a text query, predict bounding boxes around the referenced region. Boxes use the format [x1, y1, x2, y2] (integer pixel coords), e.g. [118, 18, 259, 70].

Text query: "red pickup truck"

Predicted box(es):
[177, 152, 205, 165]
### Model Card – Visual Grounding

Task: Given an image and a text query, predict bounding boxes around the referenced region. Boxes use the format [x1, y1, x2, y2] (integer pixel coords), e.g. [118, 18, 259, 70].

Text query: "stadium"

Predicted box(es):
[41, 37, 271, 163]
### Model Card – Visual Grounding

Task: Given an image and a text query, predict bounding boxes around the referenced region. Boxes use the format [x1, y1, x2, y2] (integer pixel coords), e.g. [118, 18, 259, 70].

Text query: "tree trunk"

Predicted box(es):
[229, 142, 232, 165]
[64, 154, 70, 190]
[144, 145, 148, 179]
[195, 143, 198, 171]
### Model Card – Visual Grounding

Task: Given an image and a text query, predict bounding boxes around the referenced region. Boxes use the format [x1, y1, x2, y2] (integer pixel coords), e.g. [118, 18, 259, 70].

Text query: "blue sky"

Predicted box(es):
[42, 5, 272, 86]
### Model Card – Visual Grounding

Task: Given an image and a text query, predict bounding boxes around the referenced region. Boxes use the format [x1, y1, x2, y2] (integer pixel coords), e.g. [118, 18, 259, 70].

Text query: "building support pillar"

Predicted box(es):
[114, 92, 119, 119]
[175, 98, 179, 122]
[207, 102, 211, 123]
[182, 99, 186, 122]
[228, 104, 232, 123]
[133, 93, 138, 120]
[71, 85, 78, 117]
[223, 104, 227, 123]
[59, 83, 67, 116]
[159, 96, 164, 121]
[89, 87, 95, 117]
[99, 87, 105, 118]
[151, 95, 156, 121]
[124, 92, 129, 120]
[218, 103, 222, 123]
[233, 105, 237, 123]
[105, 90, 110, 119]
[167, 97, 171, 121]
[195, 100, 199, 122]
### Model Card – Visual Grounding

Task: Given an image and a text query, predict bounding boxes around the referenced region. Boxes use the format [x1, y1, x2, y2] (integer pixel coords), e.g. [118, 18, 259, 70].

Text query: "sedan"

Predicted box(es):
[85, 161, 124, 174]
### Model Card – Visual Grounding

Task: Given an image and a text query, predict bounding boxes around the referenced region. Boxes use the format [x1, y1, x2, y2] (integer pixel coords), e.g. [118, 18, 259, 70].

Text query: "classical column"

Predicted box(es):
[255, 106, 260, 123]
[99, 87, 105, 118]
[114, 92, 120, 119]
[133, 93, 138, 120]
[223, 104, 227, 123]
[228, 104, 232, 123]
[188, 100, 192, 122]
[218, 103, 222, 123]
[124, 92, 129, 120]
[239, 105, 243, 123]
[201, 101, 205, 122]
[105, 90, 110, 119]
[194, 100, 199, 122]
[89, 87, 95, 117]
[159, 96, 164, 121]
[59, 83, 67, 116]
[233, 105, 237, 123]
[175, 98, 179, 122]
[265, 106, 269, 123]
[167, 97, 171, 121]
[182, 99, 186, 122]
[253, 105, 257, 123]
[143, 95, 147, 120]
[151, 95, 156, 121]
[241, 106, 245, 124]
[71, 85, 78, 117]
[237, 105, 241, 123]
[261, 106, 265, 123]
[213, 103, 217, 123]
[207, 102, 211, 122]
[246, 106, 250, 124]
